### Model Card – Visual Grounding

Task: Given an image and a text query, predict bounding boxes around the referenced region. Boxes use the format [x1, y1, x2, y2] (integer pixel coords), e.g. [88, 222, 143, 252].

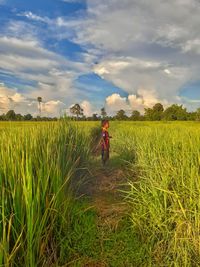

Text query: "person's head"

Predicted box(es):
[102, 120, 109, 129]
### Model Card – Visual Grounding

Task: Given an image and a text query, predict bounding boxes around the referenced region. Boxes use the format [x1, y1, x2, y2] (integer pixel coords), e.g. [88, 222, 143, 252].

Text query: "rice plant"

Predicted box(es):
[112, 122, 200, 266]
[0, 121, 90, 267]
[2, 120, 200, 266]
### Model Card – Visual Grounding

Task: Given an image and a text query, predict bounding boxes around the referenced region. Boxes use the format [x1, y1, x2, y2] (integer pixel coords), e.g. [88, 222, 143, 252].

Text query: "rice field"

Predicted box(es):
[1, 121, 200, 266]
[0, 121, 91, 266]
[111, 121, 200, 266]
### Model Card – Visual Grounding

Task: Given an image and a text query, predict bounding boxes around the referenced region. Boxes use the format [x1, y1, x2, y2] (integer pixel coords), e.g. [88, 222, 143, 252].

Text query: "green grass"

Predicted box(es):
[111, 121, 200, 266]
[64, 200, 143, 267]
[1, 121, 200, 266]
[0, 121, 91, 266]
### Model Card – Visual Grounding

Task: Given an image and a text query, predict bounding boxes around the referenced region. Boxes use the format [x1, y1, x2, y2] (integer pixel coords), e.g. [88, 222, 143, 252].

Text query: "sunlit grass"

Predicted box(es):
[1, 120, 200, 266]
[111, 121, 200, 266]
[0, 121, 91, 266]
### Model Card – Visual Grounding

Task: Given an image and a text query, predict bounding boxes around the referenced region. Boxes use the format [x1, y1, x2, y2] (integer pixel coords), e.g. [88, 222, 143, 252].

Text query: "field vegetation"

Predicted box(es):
[112, 121, 200, 266]
[1, 121, 200, 266]
[0, 122, 91, 266]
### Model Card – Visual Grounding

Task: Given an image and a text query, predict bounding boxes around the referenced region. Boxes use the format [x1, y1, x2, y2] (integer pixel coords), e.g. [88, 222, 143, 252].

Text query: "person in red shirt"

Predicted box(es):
[101, 120, 112, 166]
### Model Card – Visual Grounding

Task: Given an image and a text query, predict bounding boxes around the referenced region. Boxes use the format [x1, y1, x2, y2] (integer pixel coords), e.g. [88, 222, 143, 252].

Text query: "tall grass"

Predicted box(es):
[0, 122, 90, 266]
[112, 122, 200, 266]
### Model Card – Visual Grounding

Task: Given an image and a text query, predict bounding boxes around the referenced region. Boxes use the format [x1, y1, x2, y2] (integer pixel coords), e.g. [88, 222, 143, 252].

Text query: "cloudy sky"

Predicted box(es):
[0, 0, 200, 116]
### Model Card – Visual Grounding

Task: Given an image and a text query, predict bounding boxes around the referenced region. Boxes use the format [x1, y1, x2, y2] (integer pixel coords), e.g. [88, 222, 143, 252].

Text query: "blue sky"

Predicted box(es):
[0, 0, 200, 116]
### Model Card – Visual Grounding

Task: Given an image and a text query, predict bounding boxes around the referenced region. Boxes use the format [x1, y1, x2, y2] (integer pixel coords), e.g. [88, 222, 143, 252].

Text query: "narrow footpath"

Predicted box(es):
[70, 156, 142, 267]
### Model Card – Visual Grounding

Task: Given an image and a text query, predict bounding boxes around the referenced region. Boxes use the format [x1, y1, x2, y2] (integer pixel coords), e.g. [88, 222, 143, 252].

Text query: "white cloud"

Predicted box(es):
[1, 0, 200, 111]
[80, 0, 200, 54]
[43, 100, 66, 116]
[106, 94, 129, 113]
[0, 84, 31, 114]
[164, 69, 171, 75]
[0, 35, 90, 106]
[0, 84, 66, 116]
[65, 0, 200, 108]
[105, 90, 167, 115]
[182, 39, 200, 54]
[94, 57, 192, 104]
[80, 100, 93, 116]
[15, 2, 199, 107]
[18, 12, 51, 24]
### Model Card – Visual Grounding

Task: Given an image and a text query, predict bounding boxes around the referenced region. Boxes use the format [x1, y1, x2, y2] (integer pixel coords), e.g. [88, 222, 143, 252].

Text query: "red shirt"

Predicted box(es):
[102, 129, 110, 150]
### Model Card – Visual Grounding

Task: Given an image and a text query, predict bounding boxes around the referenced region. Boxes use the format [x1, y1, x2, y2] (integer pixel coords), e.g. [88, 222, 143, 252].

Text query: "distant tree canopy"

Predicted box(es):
[114, 109, 128, 120]
[196, 108, 200, 121]
[144, 103, 164, 121]
[131, 110, 141, 121]
[23, 114, 33, 121]
[1, 102, 200, 121]
[113, 103, 198, 121]
[70, 104, 84, 119]
[101, 107, 107, 118]
[6, 110, 16, 121]
[162, 104, 188, 121]
[0, 110, 57, 121]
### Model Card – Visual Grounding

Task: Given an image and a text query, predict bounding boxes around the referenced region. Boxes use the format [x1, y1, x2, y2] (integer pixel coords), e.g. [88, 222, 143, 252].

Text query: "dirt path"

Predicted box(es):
[88, 165, 129, 230]
[76, 158, 134, 267]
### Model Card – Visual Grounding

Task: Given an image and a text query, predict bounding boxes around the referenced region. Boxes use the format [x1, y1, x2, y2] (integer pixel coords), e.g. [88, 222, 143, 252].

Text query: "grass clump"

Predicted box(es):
[0, 122, 90, 267]
[113, 122, 200, 266]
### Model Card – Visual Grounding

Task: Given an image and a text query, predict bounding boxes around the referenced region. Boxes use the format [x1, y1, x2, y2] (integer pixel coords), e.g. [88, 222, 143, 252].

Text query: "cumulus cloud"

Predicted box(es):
[80, 100, 93, 116]
[71, 0, 200, 108]
[1, 0, 200, 112]
[16, 1, 200, 107]
[94, 57, 192, 104]
[0, 84, 66, 116]
[43, 100, 66, 116]
[106, 94, 129, 113]
[105, 90, 169, 115]
[80, 0, 200, 54]
[0, 35, 90, 107]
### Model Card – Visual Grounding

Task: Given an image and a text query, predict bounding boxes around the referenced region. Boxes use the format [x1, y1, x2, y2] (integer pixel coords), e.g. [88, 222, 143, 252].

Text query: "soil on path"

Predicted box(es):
[87, 165, 129, 228]
[77, 158, 132, 267]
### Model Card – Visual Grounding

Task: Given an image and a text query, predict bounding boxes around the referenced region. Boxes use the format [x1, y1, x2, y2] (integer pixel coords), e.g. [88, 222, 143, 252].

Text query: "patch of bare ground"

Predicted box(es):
[66, 151, 139, 267]
[79, 165, 130, 227]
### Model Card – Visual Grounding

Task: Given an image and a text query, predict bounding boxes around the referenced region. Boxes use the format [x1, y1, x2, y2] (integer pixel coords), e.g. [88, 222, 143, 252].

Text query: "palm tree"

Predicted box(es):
[37, 97, 42, 117]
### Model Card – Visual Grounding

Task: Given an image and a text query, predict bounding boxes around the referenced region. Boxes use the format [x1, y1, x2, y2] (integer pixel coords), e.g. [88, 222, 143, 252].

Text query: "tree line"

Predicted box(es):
[69, 103, 200, 121]
[1, 103, 200, 121]
[0, 110, 58, 121]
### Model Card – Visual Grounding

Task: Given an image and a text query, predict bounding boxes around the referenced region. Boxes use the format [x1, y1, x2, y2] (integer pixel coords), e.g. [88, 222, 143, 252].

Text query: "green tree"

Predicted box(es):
[24, 114, 33, 121]
[6, 110, 16, 121]
[196, 108, 200, 121]
[101, 107, 107, 118]
[0, 114, 6, 121]
[163, 104, 187, 121]
[131, 110, 141, 121]
[144, 108, 154, 120]
[144, 103, 164, 121]
[16, 114, 23, 121]
[153, 103, 164, 112]
[115, 109, 128, 120]
[70, 104, 84, 120]
[187, 111, 197, 121]
[92, 113, 98, 121]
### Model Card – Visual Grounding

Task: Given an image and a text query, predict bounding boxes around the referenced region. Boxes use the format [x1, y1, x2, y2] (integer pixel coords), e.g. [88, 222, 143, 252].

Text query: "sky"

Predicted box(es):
[0, 0, 200, 117]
